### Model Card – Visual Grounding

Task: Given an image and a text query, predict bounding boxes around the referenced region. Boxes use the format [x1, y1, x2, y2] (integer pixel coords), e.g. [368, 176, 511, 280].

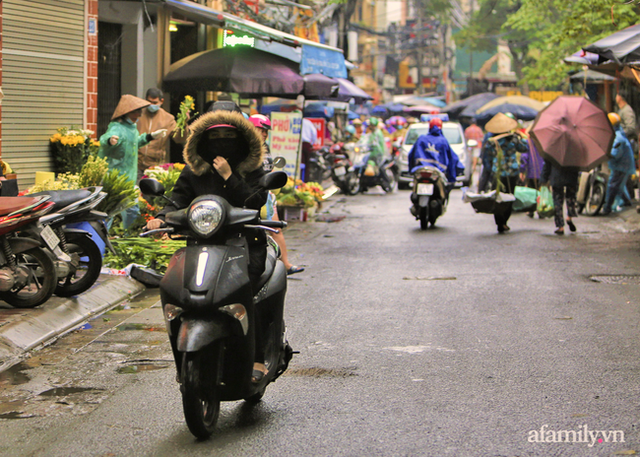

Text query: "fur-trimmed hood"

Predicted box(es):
[184, 110, 265, 177]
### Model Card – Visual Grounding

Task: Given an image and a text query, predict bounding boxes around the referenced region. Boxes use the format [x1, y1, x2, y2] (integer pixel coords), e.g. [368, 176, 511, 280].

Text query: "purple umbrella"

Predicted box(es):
[530, 96, 614, 171]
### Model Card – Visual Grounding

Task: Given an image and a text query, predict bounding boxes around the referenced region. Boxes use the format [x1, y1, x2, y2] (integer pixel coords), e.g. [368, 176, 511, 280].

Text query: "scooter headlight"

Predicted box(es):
[188, 200, 224, 237]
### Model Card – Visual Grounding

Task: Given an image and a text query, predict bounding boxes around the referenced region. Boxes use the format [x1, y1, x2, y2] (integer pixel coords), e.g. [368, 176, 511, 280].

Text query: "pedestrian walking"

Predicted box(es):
[484, 113, 529, 233]
[99, 94, 167, 229]
[601, 112, 635, 215]
[137, 88, 188, 178]
[519, 139, 544, 217]
[540, 157, 579, 234]
[464, 117, 484, 175]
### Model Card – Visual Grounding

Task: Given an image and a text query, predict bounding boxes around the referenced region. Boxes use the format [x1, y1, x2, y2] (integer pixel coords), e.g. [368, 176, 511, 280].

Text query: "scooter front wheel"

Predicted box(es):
[343, 172, 361, 195]
[181, 350, 220, 439]
[55, 235, 102, 297]
[584, 181, 605, 216]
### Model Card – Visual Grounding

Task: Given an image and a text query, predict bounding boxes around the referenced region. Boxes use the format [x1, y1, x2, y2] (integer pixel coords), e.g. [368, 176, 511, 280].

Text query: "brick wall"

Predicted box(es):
[0, 1, 3, 158]
[87, 0, 98, 137]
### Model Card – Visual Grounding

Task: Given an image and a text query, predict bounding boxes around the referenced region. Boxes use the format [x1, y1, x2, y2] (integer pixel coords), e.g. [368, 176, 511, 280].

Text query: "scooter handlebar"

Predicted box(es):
[260, 220, 287, 229]
[140, 227, 175, 237]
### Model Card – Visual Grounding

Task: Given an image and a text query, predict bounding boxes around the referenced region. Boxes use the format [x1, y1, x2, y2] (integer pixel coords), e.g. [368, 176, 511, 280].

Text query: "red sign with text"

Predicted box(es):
[308, 118, 326, 148]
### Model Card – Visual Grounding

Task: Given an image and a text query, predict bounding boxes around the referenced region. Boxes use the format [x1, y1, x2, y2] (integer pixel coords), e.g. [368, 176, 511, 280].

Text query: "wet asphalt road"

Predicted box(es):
[1, 186, 640, 456]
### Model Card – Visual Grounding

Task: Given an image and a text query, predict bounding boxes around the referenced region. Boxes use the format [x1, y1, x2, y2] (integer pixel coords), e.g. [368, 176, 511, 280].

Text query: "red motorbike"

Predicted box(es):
[0, 195, 58, 307]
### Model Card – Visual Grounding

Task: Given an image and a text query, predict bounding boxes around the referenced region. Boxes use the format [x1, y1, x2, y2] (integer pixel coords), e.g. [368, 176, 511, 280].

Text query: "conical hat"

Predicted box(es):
[485, 112, 518, 134]
[111, 94, 150, 120]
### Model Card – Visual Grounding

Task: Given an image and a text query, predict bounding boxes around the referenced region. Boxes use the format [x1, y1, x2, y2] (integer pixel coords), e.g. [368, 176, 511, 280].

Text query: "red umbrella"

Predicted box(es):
[529, 96, 614, 171]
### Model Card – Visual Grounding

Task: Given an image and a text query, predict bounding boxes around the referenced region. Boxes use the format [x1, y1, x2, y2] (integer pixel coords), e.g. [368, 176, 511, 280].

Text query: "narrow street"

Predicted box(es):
[1, 186, 640, 456]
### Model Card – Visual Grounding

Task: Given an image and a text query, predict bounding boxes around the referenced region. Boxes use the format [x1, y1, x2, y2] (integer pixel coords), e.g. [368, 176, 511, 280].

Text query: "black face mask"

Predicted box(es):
[197, 137, 243, 168]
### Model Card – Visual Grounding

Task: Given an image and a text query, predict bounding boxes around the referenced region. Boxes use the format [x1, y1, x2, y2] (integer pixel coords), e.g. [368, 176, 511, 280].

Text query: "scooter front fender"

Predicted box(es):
[177, 316, 234, 353]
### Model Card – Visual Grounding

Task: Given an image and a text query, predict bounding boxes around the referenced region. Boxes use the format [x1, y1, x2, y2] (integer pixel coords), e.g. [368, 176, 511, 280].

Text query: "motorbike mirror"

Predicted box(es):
[259, 171, 289, 190]
[467, 139, 478, 148]
[273, 157, 286, 169]
[139, 178, 165, 197]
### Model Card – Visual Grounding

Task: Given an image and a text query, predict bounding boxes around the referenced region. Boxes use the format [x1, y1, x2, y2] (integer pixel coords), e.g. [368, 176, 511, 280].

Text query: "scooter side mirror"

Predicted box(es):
[259, 171, 289, 190]
[273, 157, 287, 169]
[139, 178, 165, 197]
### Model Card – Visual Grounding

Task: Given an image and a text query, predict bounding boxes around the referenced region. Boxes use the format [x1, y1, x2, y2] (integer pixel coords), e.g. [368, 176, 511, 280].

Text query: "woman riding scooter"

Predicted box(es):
[146, 102, 271, 383]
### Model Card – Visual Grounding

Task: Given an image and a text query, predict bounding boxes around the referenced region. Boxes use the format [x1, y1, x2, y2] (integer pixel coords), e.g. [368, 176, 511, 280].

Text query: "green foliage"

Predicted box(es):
[456, 0, 640, 90]
[103, 237, 186, 274]
[507, 0, 640, 89]
[96, 169, 138, 217]
[79, 155, 109, 187]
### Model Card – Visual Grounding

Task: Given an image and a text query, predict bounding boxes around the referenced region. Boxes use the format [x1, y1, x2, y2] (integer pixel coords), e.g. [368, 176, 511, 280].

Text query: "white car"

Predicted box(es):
[398, 121, 473, 188]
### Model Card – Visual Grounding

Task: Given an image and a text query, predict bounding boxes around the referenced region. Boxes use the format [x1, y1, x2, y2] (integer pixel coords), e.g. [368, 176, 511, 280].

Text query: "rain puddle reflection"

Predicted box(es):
[0, 362, 31, 386]
[118, 323, 165, 332]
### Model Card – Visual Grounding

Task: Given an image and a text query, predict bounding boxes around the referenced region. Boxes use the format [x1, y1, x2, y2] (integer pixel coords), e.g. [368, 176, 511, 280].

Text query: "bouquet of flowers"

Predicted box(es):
[174, 96, 196, 138]
[50, 127, 100, 174]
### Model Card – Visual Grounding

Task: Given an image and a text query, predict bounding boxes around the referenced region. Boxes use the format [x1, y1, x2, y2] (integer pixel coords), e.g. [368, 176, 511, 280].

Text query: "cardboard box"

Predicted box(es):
[282, 206, 308, 222]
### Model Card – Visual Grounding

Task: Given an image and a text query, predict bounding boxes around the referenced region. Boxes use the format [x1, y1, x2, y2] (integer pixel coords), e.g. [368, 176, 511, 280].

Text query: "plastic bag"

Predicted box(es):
[513, 186, 538, 212]
[536, 186, 555, 218]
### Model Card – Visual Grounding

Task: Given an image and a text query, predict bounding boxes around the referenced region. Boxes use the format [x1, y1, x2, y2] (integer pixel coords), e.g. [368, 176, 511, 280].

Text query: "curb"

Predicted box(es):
[0, 275, 145, 372]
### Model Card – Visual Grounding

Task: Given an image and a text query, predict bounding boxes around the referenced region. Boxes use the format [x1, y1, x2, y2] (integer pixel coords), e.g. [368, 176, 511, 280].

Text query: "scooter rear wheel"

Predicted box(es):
[55, 235, 102, 297]
[181, 350, 220, 439]
[0, 247, 56, 308]
[419, 207, 429, 230]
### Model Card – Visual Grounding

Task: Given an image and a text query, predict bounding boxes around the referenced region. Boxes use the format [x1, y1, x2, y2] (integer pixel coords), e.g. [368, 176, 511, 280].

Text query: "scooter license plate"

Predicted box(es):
[417, 183, 434, 195]
[334, 166, 346, 177]
[41, 225, 60, 250]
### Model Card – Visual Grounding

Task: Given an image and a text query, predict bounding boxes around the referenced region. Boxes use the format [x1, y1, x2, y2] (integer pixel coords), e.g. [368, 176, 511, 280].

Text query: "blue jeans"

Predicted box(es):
[604, 170, 631, 212]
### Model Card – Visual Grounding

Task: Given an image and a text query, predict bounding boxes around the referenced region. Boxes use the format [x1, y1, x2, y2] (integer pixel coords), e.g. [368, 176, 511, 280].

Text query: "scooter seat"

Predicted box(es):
[255, 244, 279, 292]
[29, 189, 93, 211]
[0, 197, 45, 216]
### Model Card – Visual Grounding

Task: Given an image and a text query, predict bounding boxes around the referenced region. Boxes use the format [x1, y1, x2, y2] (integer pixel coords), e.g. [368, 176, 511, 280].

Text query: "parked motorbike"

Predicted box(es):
[25, 187, 114, 297]
[0, 195, 58, 308]
[409, 162, 450, 229]
[577, 164, 609, 216]
[138, 171, 294, 440]
[326, 142, 360, 195]
[306, 146, 331, 184]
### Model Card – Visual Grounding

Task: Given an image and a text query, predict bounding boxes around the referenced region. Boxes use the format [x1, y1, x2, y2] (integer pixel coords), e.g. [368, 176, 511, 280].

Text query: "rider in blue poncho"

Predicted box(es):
[408, 118, 464, 185]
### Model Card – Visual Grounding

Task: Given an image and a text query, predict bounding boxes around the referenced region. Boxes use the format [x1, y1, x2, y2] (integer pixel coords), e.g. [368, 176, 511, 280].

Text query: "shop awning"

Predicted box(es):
[161, 0, 347, 77]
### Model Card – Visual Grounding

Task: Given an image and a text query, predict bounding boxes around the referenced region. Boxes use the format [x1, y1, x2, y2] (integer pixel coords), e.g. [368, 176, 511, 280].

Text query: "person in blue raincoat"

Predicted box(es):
[99, 94, 167, 229]
[601, 112, 635, 215]
[408, 117, 464, 186]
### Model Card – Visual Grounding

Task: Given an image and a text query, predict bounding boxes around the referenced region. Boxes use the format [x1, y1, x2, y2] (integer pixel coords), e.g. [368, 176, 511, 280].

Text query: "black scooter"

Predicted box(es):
[139, 171, 294, 440]
[409, 162, 450, 229]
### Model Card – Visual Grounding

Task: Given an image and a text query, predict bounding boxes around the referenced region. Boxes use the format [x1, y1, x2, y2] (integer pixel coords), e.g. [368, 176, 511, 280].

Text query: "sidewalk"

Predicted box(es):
[0, 274, 145, 372]
[0, 190, 345, 373]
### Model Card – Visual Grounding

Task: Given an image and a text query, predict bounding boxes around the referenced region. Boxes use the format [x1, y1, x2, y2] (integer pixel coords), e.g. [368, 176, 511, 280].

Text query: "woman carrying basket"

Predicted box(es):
[484, 113, 529, 233]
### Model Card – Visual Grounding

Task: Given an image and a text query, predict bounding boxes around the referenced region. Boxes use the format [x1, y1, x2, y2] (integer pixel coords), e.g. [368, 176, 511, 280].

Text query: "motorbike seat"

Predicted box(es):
[0, 197, 46, 216]
[255, 243, 279, 292]
[29, 189, 93, 211]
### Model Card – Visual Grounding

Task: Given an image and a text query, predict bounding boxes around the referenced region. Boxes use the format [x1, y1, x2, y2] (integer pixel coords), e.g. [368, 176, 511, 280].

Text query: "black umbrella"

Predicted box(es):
[163, 47, 304, 97]
[583, 24, 640, 65]
[444, 92, 499, 119]
[302, 74, 340, 99]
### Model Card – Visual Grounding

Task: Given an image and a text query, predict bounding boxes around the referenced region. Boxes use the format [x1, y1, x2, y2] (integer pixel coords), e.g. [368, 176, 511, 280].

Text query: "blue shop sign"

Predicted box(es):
[300, 45, 347, 79]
